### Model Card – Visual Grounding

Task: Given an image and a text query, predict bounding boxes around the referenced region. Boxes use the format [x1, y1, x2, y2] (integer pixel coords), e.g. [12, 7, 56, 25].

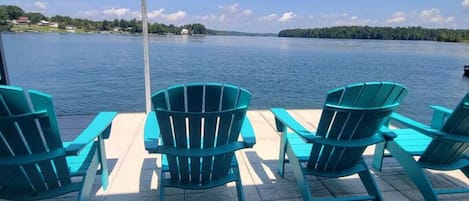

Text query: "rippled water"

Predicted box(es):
[3, 33, 469, 122]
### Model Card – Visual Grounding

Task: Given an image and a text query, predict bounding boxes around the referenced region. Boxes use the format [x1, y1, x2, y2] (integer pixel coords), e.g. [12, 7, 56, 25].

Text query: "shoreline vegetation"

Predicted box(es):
[0, 5, 274, 37]
[2, 5, 469, 42]
[278, 26, 469, 43]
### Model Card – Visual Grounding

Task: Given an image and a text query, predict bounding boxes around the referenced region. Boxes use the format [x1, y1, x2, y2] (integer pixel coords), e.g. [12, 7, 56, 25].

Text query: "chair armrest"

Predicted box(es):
[271, 108, 316, 142]
[429, 105, 453, 129]
[378, 126, 398, 140]
[65, 112, 117, 155]
[240, 117, 256, 148]
[144, 112, 161, 153]
[390, 112, 445, 138]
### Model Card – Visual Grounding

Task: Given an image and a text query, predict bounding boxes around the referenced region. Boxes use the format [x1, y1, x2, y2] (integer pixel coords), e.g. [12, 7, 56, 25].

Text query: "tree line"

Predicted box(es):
[278, 26, 469, 42]
[0, 5, 208, 34]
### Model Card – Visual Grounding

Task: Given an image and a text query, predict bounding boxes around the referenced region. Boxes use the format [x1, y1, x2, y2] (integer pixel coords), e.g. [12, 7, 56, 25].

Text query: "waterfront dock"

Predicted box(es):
[49, 110, 468, 201]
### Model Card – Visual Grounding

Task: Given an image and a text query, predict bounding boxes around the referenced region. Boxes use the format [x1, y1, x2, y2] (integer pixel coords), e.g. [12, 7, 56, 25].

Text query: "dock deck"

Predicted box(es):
[42, 110, 469, 200]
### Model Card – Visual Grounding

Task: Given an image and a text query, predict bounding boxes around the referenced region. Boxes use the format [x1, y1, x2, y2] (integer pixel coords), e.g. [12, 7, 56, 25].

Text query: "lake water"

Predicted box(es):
[3, 33, 469, 123]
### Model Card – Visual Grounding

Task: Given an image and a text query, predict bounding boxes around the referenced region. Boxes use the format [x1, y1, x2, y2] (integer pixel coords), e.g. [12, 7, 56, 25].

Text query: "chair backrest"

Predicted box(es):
[0, 86, 71, 196]
[152, 83, 251, 184]
[420, 93, 469, 164]
[308, 82, 407, 171]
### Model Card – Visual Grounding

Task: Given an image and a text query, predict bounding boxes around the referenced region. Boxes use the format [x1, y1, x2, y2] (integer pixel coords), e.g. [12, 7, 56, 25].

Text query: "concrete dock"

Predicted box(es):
[36, 110, 469, 200]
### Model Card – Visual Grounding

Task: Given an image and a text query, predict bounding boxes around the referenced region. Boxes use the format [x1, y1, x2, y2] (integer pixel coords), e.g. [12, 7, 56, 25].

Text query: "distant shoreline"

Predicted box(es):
[279, 26, 469, 43]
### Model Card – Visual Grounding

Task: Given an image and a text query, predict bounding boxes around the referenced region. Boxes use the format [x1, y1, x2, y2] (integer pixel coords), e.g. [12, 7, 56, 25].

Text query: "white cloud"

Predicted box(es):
[34, 1, 47, 10]
[279, 12, 296, 22]
[420, 8, 453, 23]
[242, 9, 253, 16]
[82, 10, 100, 18]
[219, 14, 226, 22]
[387, 11, 407, 23]
[223, 3, 240, 13]
[102, 8, 130, 17]
[317, 13, 371, 27]
[463, 0, 469, 7]
[260, 13, 278, 21]
[197, 14, 218, 21]
[147, 9, 165, 18]
[165, 11, 186, 21]
[147, 9, 186, 21]
[219, 3, 253, 17]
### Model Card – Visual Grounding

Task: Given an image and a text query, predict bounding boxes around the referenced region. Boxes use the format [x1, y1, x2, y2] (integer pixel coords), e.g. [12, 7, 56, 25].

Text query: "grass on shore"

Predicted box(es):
[10, 24, 85, 33]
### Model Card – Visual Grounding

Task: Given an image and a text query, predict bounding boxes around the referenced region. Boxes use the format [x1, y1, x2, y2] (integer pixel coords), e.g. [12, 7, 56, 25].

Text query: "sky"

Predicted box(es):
[3, 0, 469, 33]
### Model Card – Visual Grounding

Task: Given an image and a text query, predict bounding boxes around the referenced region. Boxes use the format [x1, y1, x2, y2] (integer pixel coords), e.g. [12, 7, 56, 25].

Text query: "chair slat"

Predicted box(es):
[188, 116, 202, 183]
[186, 85, 204, 112]
[156, 112, 179, 181]
[173, 115, 189, 182]
[168, 85, 185, 112]
[211, 113, 232, 179]
[204, 85, 222, 112]
[221, 85, 239, 110]
[202, 116, 217, 182]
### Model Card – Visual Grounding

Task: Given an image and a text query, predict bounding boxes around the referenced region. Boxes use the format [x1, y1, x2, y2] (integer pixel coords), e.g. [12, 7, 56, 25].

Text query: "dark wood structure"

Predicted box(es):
[465, 65, 469, 77]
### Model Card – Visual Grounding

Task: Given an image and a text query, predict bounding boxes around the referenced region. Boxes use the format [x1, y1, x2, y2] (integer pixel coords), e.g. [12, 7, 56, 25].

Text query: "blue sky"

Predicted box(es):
[3, 0, 469, 33]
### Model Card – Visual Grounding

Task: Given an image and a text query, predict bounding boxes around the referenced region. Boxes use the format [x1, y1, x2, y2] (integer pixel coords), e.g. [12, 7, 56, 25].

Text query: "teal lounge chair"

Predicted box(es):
[144, 83, 256, 201]
[372, 93, 469, 201]
[272, 82, 407, 201]
[0, 85, 117, 201]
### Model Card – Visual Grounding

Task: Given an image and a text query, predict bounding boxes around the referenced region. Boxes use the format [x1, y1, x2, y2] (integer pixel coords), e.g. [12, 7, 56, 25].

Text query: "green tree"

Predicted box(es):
[5, 5, 25, 20]
[26, 12, 46, 24]
[191, 23, 207, 34]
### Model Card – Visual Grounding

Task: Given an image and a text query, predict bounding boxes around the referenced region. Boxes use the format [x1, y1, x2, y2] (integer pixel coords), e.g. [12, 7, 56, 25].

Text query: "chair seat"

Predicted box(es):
[392, 128, 432, 154]
[286, 132, 313, 161]
[64, 142, 98, 176]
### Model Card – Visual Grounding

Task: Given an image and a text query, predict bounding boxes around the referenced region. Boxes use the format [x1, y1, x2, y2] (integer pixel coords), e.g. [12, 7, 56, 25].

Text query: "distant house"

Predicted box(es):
[112, 27, 121, 33]
[14, 16, 30, 26]
[181, 28, 190, 35]
[65, 26, 75, 33]
[37, 20, 50, 26]
[49, 22, 59, 28]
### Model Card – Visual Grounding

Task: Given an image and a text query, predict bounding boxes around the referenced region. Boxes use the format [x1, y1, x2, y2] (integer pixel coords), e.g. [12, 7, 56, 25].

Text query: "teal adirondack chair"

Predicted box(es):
[0, 85, 117, 201]
[372, 93, 469, 201]
[272, 82, 407, 201]
[144, 83, 256, 201]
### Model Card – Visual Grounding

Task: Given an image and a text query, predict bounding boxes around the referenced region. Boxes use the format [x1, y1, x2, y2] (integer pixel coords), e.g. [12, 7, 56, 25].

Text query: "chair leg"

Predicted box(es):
[358, 167, 383, 201]
[235, 178, 245, 201]
[386, 141, 439, 201]
[159, 173, 165, 201]
[278, 130, 288, 177]
[286, 143, 312, 201]
[97, 136, 109, 190]
[372, 142, 386, 171]
[230, 164, 245, 201]
[78, 151, 100, 201]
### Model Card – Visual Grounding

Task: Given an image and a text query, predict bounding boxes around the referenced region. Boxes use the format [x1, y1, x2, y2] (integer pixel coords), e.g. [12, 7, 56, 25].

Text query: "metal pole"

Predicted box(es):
[0, 34, 9, 85]
[141, 0, 151, 113]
